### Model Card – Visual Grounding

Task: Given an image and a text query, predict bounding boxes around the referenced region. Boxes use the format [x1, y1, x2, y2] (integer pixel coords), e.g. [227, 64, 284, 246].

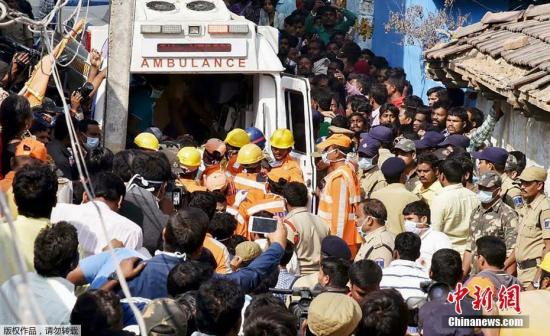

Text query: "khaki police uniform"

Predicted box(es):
[358, 166, 387, 200]
[501, 174, 524, 209]
[354, 226, 396, 268]
[516, 193, 550, 287]
[371, 183, 420, 235]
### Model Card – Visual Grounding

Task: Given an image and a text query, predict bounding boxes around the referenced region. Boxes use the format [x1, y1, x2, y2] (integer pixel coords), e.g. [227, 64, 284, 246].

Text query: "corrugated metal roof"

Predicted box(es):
[424, 4, 550, 113]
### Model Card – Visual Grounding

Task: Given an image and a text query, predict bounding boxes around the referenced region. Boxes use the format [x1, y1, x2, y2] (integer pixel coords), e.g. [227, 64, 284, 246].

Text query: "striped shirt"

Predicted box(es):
[380, 259, 430, 301]
[51, 201, 143, 257]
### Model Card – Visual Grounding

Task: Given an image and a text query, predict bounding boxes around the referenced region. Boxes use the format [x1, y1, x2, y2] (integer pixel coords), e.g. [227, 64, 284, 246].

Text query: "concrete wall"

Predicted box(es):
[477, 96, 550, 193]
[369, 0, 510, 101]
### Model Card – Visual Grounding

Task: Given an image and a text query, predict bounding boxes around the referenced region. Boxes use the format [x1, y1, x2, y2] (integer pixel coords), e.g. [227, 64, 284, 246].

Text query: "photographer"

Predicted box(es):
[418, 249, 481, 336]
[119, 151, 173, 255]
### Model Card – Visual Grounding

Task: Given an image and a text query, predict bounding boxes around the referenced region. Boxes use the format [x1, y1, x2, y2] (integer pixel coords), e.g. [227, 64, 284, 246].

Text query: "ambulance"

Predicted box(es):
[87, 0, 318, 193]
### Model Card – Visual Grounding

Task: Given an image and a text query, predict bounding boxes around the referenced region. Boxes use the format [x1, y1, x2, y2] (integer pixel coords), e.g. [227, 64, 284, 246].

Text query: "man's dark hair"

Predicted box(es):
[85, 147, 114, 175]
[416, 153, 440, 170]
[90, 172, 126, 202]
[439, 158, 464, 184]
[346, 94, 368, 109]
[370, 56, 389, 70]
[34, 221, 79, 278]
[310, 74, 329, 88]
[209, 212, 237, 241]
[131, 151, 172, 184]
[311, 88, 333, 111]
[447, 106, 468, 123]
[279, 31, 298, 48]
[508, 151, 526, 175]
[167, 260, 215, 297]
[320, 256, 351, 288]
[0, 94, 32, 144]
[13, 163, 58, 218]
[476, 236, 506, 269]
[349, 112, 368, 124]
[385, 76, 406, 95]
[78, 119, 100, 133]
[465, 107, 484, 128]
[196, 278, 245, 335]
[281, 240, 295, 267]
[427, 86, 446, 97]
[355, 101, 372, 116]
[349, 260, 382, 290]
[362, 199, 388, 223]
[329, 59, 345, 71]
[447, 152, 474, 182]
[430, 249, 462, 288]
[189, 191, 218, 220]
[331, 115, 349, 129]
[70, 289, 123, 336]
[225, 235, 247, 256]
[244, 294, 287, 319]
[282, 182, 308, 207]
[394, 232, 421, 261]
[431, 100, 450, 112]
[368, 83, 389, 106]
[403, 201, 431, 224]
[357, 289, 408, 336]
[165, 207, 209, 254]
[112, 149, 140, 182]
[243, 307, 297, 336]
[380, 103, 399, 118]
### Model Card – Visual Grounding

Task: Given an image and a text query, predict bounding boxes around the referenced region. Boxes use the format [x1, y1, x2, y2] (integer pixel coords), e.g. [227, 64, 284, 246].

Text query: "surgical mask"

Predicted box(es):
[85, 137, 100, 150]
[358, 157, 374, 171]
[356, 225, 366, 238]
[477, 190, 494, 204]
[404, 220, 421, 235]
[150, 87, 164, 99]
[321, 151, 332, 165]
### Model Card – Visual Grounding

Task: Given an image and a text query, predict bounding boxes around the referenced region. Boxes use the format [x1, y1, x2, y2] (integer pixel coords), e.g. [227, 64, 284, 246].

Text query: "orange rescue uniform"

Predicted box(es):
[270, 156, 304, 184]
[318, 164, 362, 257]
[234, 189, 287, 239]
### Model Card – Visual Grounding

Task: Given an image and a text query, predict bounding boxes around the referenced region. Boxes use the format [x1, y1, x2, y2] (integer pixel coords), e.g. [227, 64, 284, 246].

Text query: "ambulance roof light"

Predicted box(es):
[162, 25, 183, 34]
[141, 25, 183, 34]
[208, 24, 249, 34]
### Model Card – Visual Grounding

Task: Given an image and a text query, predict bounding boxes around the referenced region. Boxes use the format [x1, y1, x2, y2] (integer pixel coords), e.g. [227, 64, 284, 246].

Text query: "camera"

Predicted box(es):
[269, 287, 348, 331]
[77, 81, 95, 102]
[406, 281, 451, 327]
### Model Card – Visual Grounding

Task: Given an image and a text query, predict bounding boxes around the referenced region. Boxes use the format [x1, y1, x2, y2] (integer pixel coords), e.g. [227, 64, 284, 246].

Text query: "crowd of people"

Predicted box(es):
[0, 1, 550, 336]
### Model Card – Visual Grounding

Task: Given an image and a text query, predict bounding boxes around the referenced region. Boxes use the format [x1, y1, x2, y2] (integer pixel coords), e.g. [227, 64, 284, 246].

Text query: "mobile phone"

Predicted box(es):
[248, 216, 278, 234]
[172, 187, 182, 208]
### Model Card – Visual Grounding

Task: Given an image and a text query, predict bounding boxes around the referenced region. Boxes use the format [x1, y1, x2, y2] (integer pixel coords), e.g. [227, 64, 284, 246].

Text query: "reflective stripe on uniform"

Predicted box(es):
[233, 176, 266, 192]
[247, 200, 286, 216]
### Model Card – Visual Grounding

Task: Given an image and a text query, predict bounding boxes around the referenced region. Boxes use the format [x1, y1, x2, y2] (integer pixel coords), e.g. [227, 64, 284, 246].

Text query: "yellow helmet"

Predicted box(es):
[236, 144, 264, 165]
[225, 128, 250, 148]
[134, 132, 159, 151]
[177, 147, 202, 168]
[270, 128, 295, 149]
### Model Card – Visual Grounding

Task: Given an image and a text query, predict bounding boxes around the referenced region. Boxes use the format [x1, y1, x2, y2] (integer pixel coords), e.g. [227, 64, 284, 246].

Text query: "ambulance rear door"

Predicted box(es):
[280, 74, 317, 208]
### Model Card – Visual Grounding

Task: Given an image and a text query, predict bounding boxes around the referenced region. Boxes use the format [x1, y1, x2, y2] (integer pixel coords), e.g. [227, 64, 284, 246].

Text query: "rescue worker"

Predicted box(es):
[269, 128, 304, 184]
[175, 147, 206, 193]
[197, 138, 227, 183]
[234, 169, 289, 239]
[515, 166, 550, 289]
[357, 133, 387, 200]
[354, 199, 395, 268]
[133, 132, 160, 151]
[371, 157, 420, 235]
[223, 128, 250, 178]
[246, 127, 266, 150]
[474, 147, 524, 209]
[462, 172, 518, 277]
[233, 143, 268, 194]
[317, 134, 362, 257]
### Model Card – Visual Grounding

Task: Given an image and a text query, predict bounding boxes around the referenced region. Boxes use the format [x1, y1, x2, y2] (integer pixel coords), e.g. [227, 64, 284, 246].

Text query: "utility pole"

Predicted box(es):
[104, 0, 135, 152]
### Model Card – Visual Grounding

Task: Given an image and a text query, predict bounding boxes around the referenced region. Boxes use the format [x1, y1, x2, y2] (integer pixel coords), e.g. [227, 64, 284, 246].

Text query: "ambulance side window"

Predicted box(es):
[284, 90, 306, 153]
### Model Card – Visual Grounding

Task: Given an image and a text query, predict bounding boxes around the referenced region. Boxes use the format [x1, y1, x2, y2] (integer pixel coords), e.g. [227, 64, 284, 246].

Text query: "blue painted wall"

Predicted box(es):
[370, 0, 510, 102]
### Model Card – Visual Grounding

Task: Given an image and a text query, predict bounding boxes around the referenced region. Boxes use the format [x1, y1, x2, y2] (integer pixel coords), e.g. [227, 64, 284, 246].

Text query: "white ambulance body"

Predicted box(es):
[89, 0, 318, 193]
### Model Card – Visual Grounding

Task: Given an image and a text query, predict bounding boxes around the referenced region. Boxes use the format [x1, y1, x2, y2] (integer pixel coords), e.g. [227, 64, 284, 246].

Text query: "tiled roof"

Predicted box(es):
[424, 4, 550, 114]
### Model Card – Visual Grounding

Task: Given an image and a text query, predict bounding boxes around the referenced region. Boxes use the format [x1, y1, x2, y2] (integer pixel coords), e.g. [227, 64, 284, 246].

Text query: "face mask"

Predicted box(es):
[358, 157, 374, 171]
[477, 190, 494, 204]
[150, 87, 164, 99]
[321, 150, 332, 165]
[404, 220, 421, 235]
[85, 137, 100, 150]
[356, 225, 366, 238]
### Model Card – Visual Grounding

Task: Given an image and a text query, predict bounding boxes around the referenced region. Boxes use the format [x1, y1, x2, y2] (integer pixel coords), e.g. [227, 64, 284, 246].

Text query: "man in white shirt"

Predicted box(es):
[0, 222, 78, 325]
[51, 172, 143, 257]
[380, 232, 430, 301]
[402, 200, 452, 271]
[431, 159, 479, 256]
[368, 83, 388, 127]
